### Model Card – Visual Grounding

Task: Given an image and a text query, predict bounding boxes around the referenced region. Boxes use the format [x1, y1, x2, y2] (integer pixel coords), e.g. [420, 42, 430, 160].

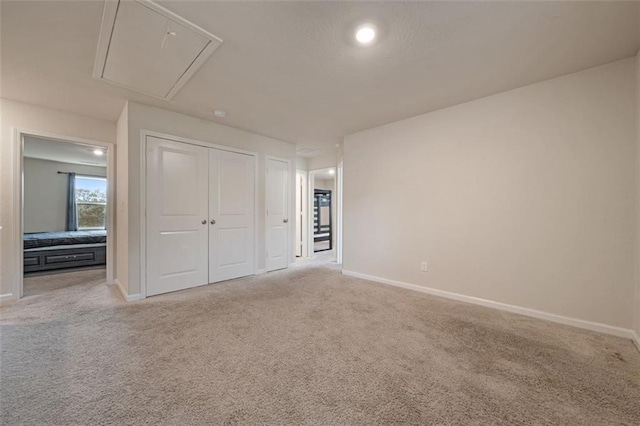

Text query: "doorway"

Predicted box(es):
[310, 168, 336, 254]
[15, 131, 115, 298]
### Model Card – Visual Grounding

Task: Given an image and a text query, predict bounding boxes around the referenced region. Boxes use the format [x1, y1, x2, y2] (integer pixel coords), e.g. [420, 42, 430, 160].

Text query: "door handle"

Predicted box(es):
[202, 220, 207, 225]
[283, 219, 289, 223]
[210, 219, 216, 225]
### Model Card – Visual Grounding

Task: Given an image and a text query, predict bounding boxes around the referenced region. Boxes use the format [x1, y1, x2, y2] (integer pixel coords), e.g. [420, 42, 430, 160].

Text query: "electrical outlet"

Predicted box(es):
[420, 261, 428, 272]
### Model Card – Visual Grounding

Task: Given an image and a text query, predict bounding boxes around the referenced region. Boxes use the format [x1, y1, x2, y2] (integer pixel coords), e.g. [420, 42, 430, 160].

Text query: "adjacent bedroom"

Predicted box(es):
[22, 136, 108, 296]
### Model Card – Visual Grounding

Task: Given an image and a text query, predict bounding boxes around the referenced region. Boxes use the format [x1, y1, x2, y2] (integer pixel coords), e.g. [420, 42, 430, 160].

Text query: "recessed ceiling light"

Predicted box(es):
[214, 110, 226, 118]
[355, 25, 376, 44]
[93, 149, 104, 156]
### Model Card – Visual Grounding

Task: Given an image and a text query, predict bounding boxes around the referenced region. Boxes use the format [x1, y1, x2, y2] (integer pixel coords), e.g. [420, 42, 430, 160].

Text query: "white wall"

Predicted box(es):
[308, 150, 337, 171]
[23, 157, 106, 233]
[116, 103, 129, 295]
[0, 98, 116, 299]
[121, 102, 297, 296]
[635, 52, 640, 341]
[314, 179, 334, 191]
[344, 58, 636, 329]
[296, 156, 308, 171]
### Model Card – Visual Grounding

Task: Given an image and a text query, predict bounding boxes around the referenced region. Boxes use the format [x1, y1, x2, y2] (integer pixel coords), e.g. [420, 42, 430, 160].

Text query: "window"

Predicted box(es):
[75, 176, 107, 230]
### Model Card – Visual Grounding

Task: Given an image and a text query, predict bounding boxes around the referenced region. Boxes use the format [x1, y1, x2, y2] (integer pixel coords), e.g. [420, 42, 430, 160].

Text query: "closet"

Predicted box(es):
[145, 136, 255, 296]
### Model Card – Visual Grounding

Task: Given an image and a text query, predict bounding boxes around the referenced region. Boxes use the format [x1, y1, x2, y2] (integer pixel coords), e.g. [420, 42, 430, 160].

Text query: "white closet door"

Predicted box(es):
[146, 137, 209, 296]
[209, 149, 255, 283]
[266, 158, 290, 271]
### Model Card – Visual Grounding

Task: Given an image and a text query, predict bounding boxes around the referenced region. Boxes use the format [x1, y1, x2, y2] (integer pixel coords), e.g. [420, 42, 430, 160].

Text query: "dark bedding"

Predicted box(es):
[24, 230, 107, 250]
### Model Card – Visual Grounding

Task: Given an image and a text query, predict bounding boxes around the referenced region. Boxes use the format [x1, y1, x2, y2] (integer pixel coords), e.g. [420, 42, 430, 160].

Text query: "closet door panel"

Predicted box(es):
[146, 137, 209, 296]
[209, 149, 255, 282]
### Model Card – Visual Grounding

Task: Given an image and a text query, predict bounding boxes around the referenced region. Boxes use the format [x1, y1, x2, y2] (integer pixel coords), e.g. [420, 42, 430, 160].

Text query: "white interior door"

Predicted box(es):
[266, 158, 290, 271]
[146, 137, 209, 296]
[209, 149, 255, 283]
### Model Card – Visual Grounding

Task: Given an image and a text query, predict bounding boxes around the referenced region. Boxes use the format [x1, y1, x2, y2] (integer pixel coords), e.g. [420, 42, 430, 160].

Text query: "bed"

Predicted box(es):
[23, 230, 106, 273]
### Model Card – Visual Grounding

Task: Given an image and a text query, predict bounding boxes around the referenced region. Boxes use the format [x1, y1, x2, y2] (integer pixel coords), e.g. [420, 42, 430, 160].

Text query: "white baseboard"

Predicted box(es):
[256, 269, 266, 275]
[0, 293, 16, 303]
[113, 279, 142, 302]
[342, 270, 635, 340]
[633, 331, 640, 353]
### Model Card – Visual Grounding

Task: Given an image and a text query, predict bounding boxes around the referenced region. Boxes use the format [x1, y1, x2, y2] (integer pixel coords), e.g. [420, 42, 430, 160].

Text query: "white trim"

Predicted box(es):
[0, 293, 16, 303]
[256, 269, 266, 275]
[336, 157, 343, 264]
[13, 128, 116, 300]
[342, 270, 636, 339]
[114, 279, 141, 302]
[295, 169, 309, 258]
[13, 129, 24, 299]
[253, 153, 260, 276]
[139, 130, 260, 299]
[265, 156, 293, 272]
[141, 130, 259, 157]
[93, 0, 119, 80]
[139, 132, 147, 299]
[308, 167, 338, 260]
[307, 169, 315, 257]
[93, 0, 223, 100]
[633, 331, 640, 353]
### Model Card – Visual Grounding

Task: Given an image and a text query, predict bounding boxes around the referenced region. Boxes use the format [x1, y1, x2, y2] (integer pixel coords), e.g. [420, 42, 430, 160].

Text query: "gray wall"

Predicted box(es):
[23, 157, 106, 233]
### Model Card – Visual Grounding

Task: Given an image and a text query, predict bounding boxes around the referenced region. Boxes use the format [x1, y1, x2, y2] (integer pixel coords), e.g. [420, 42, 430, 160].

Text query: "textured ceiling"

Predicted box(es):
[1, 1, 639, 156]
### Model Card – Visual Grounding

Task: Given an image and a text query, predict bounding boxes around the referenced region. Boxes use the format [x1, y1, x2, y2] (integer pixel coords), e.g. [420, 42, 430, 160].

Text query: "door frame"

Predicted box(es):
[139, 130, 259, 299]
[295, 170, 309, 258]
[336, 158, 343, 264]
[265, 156, 293, 271]
[12, 128, 116, 299]
[308, 168, 337, 259]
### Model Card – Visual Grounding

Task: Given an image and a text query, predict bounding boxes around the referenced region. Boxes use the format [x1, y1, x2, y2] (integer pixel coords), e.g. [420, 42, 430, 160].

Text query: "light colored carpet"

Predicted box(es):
[1, 262, 639, 425]
[23, 267, 107, 296]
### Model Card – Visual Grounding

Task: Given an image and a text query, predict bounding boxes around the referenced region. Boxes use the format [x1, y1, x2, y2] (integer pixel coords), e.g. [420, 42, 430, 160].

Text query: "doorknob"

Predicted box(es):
[210, 219, 216, 225]
[201, 220, 207, 225]
[283, 219, 289, 223]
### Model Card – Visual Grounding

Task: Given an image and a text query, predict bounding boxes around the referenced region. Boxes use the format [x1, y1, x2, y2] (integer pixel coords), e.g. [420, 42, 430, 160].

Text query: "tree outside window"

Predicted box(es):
[75, 176, 107, 230]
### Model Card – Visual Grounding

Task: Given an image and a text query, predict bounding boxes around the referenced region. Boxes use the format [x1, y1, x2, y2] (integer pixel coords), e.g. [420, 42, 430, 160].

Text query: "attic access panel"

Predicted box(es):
[93, 0, 222, 100]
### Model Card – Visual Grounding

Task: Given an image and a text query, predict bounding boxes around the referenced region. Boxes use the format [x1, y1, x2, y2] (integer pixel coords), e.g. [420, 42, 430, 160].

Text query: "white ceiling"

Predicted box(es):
[314, 169, 336, 181]
[95, 0, 223, 99]
[23, 136, 107, 167]
[2, 1, 639, 156]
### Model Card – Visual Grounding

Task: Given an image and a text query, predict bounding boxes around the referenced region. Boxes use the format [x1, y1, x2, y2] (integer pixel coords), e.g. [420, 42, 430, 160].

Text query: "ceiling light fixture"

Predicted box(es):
[214, 110, 226, 118]
[355, 25, 376, 44]
[329, 169, 335, 175]
[93, 149, 104, 156]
